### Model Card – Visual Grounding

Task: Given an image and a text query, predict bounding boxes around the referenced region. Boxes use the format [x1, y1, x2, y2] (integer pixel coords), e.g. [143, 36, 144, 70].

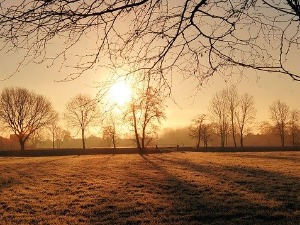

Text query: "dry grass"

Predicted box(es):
[0, 151, 300, 224]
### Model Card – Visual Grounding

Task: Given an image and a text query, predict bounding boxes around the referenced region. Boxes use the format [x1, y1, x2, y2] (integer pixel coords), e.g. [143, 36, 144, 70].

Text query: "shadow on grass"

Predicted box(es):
[139, 154, 250, 224]
[143, 154, 300, 224]
[229, 152, 300, 163]
[225, 165, 300, 208]
[1, 153, 299, 225]
[87, 153, 300, 224]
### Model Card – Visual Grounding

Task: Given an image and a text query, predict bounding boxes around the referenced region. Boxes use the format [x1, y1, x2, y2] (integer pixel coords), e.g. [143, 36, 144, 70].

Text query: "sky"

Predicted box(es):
[0, 1, 300, 136]
[166, 70, 300, 129]
[0, 49, 299, 135]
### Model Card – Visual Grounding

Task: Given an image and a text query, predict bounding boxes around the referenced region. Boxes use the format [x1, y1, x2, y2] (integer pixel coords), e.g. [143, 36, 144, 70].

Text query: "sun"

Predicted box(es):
[109, 80, 132, 106]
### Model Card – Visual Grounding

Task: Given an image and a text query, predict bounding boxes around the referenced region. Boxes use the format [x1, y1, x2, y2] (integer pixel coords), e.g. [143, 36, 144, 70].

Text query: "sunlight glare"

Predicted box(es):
[109, 81, 132, 106]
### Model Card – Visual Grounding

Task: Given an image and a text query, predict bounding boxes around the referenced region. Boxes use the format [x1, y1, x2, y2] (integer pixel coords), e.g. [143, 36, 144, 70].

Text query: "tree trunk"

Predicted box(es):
[280, 127, 285, 147]
[281, 134, 285, 147]
[196, 126, 201, 150]
[113, 140, 116, 149]
[292, 132, 295, 146]
[220, 128, 225, 147]
[19, 138, 25, 151]
[112, 134, 116, 149]
[52, 133, 55, 149]
[141, 125, 146, 150]
[141, 137, 145, 150]
[240, 135, 244, 147]
[132, 106, 142, 152]
[135, 129, 141, 152]
[81, 128, 86, 150]
[231, 117, 237, 147]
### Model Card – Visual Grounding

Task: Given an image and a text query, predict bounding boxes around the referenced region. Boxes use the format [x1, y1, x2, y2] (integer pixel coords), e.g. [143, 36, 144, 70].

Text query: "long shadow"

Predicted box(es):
[87, 153, 241, 224]
[145, 154, 253, 224]
[147, 154, 300, 224]
[0, 155, 116, 191]
[0, 156, 74, 189]
[229, 152, 300, 163]
[224, 165, 300, 208]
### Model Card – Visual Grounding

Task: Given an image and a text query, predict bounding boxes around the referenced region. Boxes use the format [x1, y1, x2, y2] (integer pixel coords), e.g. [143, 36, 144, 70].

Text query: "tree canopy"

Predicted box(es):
[1, 1, 300, 87]
[64, 94, 101, 149]
[124, 85, 165, 151]
[0, 87, 57, 150]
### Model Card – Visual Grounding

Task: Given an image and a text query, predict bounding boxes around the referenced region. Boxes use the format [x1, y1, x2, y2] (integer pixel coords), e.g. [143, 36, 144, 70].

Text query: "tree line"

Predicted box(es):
[189, 86, 300, 148]
[0, 85, 165, 152]
[0, 86, 299, 151]
[1, 2, 300, 151]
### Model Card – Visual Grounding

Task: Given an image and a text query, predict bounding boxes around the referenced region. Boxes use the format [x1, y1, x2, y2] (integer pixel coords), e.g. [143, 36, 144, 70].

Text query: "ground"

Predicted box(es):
[0, 151, 300, 224]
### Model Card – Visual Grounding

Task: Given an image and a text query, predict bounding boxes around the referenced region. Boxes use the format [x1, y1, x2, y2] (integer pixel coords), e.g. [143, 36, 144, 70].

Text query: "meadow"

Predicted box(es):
[0, 151, 299, 224]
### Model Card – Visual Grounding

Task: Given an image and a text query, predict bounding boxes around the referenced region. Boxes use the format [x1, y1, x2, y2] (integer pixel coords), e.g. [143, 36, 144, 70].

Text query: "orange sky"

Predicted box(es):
[1, 48, 299, 134]
[167, 70, 300, 129]
[1, 2, 300, 136]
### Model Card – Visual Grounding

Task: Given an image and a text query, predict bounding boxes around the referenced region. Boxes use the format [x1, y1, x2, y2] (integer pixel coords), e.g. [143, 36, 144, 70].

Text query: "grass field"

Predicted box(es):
[0, 151, 300, 224]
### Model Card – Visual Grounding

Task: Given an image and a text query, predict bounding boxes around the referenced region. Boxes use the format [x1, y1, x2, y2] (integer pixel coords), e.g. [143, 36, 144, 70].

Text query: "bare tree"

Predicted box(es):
[235, 93, 256, 147]
[55, 128, 71, 149]
[259, 121, 277, 146]
[201, 123, 214, 147]
[1, 1, 300, 86]
[189, 114, 214, 148]
[209, 89, 229, 147]
[209, 87, 256, 147]
[29, 129, 47, 149]
[124, 85, 165, 152]
[260, 121, 274, 136]
[0, 87, 57, 151]
[48, 121, 69, 149]
[102, 125, 117, 149]
[189, 114, 207, 149]
[289, 109, 300, 146]
[102, 113, 118, 149]
[225, 86, 239, 147]
[64, 94, 101, 150]
[48, 112, 60, 149]
[269, 100, 290, 147]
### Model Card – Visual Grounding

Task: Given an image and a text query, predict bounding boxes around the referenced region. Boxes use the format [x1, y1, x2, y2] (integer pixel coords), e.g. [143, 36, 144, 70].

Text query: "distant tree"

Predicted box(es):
[235, 93, 256, 147]
[48, 124, 70, 149]
[269, 100, 290, 147]
[0, 87, 57, 151]
[209, 87, 257, 147]
[102, 125, 117, 149]
[225, 86, 239, 147]
[189, 114, 207, 149]
[259, 121, 276, 135]
[29, 129, 47, 149]
[124, 86, 165, 152]
[289, 110, 300, 146]
[157, 127, 194, 147]
[209, 89, 229, 147]
[102, 114, 118, 149]
[258, 121, 280, 146]
[55, 128, 71, 148]
[64, 94, 101, 150]
[48, 112, 60, 149]
[201, 123, 214, 148]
